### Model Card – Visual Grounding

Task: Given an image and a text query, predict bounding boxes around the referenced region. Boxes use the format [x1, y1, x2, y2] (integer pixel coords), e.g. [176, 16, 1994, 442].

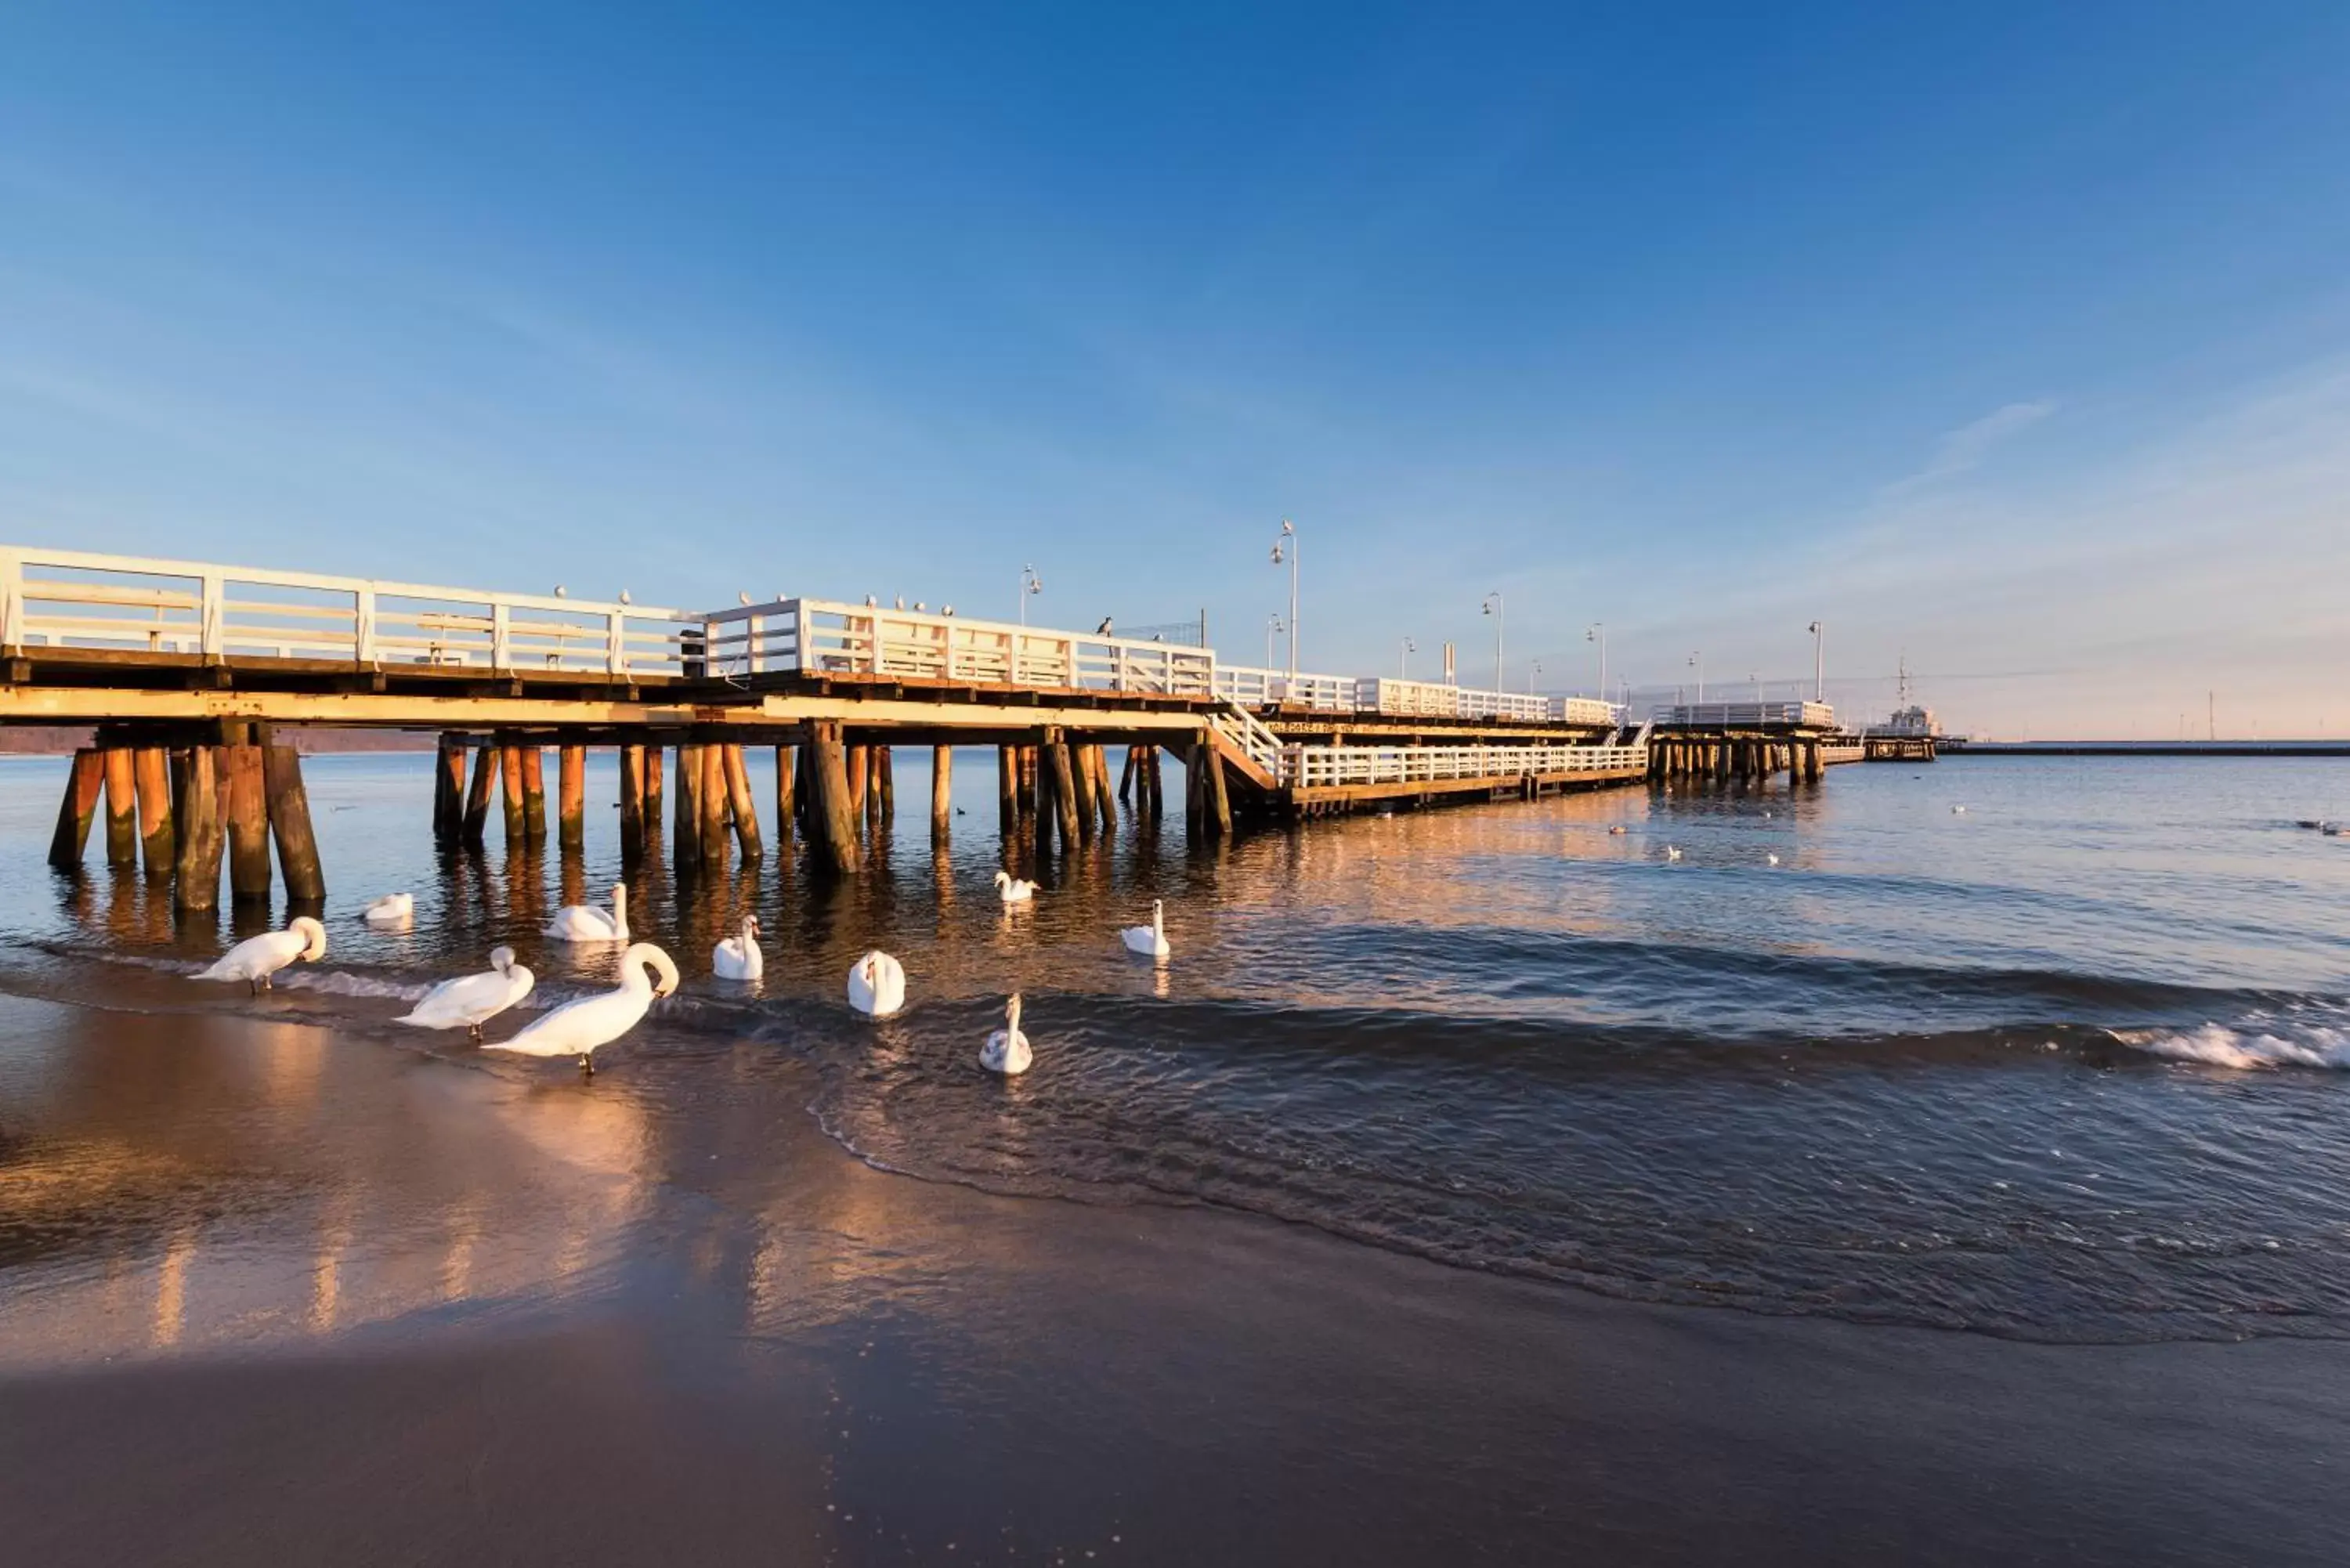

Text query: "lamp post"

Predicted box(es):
[1018, 564, 1043, 626]
[1266, 613, 1285, 668]
[1807, 620, 1824, 703]
[1269, 520, 1298, 680]
[1482, 592, 1504, 692]
[1689, 650, 1703, 704]
[1400, 635, 1416, 679]
[1530, 658, 1542, 694]
[1587, 623, 1605, 703]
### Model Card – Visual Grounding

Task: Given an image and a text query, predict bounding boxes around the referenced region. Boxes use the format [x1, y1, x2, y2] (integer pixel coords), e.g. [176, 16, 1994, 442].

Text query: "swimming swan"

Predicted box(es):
[847, 951, 906, 1017]
[197, 916, 327, 992]
[548, 883, 629, 942]
[362, 892, 414, 927]
[714, 916, 763, 981]
[1665, 846, 1683, 862]
[488, 943, 677, 1075]
[994, 870, 1036, 904]
[1119, 899, 1171, 960]
[396, 946, 535, 1040]
[982, 992, 1032, 1075]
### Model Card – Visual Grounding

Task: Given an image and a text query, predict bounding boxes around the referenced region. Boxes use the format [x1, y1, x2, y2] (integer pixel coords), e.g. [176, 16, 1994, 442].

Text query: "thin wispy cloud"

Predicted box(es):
[1882, 400, 2055, 497]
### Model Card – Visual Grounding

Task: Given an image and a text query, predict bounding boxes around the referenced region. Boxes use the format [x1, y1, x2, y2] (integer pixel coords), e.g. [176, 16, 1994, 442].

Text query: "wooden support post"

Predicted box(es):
[1185, 743, 1204, 835]
[224, 744, 270, 901]
[461, 740, 497, 848]
[499, 743, 526, 844]
[48, 748, 104, 869]
[877, 746, 896, 827]
[795, 742, 815, 830]
[644, 746, 664, 822]
[263, 744, 327, 901]
[775, 744, 796, 846]
[1084, 745, 1112, 830]
[132, 746, 175, 881]
[520, 746, 548, 844]
[432, 735, 461, 843]
[1068, 744, 1098, 844]
[1018, 746, 1039, 818]
[1119, 746, 1137, 805]
[847, 745, 870, 826]
[700, 742, 731, 867]
[100, 746, 138, 869]
[559, 745, 586, 850]
[620, 743, 645, 852]
[1204, 738, 1232, 836]
[931, 745, 953, 840]
[997, 745, 1018, 829]
[1047, 737, 1083, 848]
[807, 723, 860, 874]
[172, 747, 226, 912]
[724, 743, 763, 858]
[674, 743, 704, 873]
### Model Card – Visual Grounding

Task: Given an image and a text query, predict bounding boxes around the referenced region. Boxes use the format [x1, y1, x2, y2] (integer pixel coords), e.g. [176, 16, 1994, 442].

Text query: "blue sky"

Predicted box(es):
[3, 2, 2347, 735]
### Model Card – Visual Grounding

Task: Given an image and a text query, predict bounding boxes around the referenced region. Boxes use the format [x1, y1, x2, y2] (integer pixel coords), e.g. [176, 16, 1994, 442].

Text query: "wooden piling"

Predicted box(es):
[101, 746, 138, 869]
[620, 743, 645, 852]
[1118, 746, 1136, 806]
[1093, 745, 1119, 827]
[131, 746, 175, 881]
[997, 745, 1018, 829]
[877, 747, 896, 827]
[1018, 746, 1039, 818]
[644, 746, 664, 822]
[1046, 738, 1083, 848]
[700, 742, 731, 867]
[262, 744, 327, 901]
[847, 745, 870, 826]
[172, 747, 226, 912]
[1184, 743, 1204, 834]
[774, 744, 796, 846]
[1144, 746, 1164, 818]
[674, 743, 704, 873]
[559, 745, 586, 850]
[931, 746, 953, 839]
[1068, 744, 1098, 844]
[724, 743, 762, 858]
[432, 735, 463, 843]
[47, 748, 103, 869]
[520, 746, 548, 844]
[794, 743, 815, 832]
[499, 743, 526, 844]
[461, 740, 497, 848]
[225, 743, 271, 901]
[1203, 739, 1232, 836]
[807, 723, 860, 874]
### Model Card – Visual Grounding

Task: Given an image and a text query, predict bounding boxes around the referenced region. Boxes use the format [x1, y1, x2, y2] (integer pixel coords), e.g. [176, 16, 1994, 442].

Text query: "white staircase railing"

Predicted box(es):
[1208, 702, 1285, 778]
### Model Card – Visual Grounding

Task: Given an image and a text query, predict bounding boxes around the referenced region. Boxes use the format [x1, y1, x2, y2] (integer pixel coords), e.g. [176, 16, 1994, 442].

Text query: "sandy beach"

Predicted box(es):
[3, 992, 2347, 1566]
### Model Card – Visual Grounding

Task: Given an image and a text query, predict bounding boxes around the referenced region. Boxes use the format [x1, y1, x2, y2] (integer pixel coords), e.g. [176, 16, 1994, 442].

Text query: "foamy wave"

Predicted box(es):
[269, 968, 434, 1003]
[2114, 1021, 2350, 1071]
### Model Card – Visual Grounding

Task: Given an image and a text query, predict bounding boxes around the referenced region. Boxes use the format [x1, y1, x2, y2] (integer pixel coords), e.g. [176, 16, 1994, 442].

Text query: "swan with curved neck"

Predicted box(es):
[714, 916, 763, 981]
[489, 943, 678, 1075]
[1118, 899, 1170, 960]
[847, 951, 905, 1017]
[548, 883, 629, 943]
[981, 992, 1032, 1075]
[197, 916, 327, 993]
[994, 871, 1036, 905]
[397, 946, 535, 1041]
[362, 892, 414, 927]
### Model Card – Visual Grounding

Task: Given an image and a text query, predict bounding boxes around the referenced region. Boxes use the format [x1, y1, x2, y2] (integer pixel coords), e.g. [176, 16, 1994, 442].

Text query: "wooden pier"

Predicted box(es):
[0, 546, 1838, 899]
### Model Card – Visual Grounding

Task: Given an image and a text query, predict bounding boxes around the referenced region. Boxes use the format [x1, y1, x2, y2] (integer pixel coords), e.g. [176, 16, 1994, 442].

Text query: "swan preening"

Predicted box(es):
[847, 951, 906, 1017]
[982, 992, 1032, 1075]
[548, 883, 629, 942]
[714, 916, 763, 981]
[197, 916, 327, 992]
[1119, 899, 1170, 960]
[396, 946, 535, 1040]
[994, 871, 1036, 905]
[488, 943, 677, 1075]
[362, 893, 414, 927]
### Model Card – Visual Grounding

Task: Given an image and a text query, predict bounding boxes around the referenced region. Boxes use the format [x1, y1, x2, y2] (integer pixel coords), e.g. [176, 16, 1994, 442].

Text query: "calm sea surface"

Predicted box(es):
[5, 750, 2350, 1344]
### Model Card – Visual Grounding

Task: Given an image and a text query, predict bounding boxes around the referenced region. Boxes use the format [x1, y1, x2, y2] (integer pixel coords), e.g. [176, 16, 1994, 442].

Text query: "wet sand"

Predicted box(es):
[4, 994, 2348, 1566]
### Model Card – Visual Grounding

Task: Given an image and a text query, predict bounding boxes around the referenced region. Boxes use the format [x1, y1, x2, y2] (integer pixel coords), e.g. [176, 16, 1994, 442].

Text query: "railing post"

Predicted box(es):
[354, 587, 378, 667]
[0, 550, 20, 650]
[200, 573, 225, 659]
[490, 602, 512, 672]
[794, 602, 812, 675]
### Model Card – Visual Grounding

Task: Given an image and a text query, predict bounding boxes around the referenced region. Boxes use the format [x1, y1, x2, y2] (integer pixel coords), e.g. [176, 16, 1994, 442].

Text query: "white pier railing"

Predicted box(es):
[1282, 742, 1650, 789]
[0, 547, 699, 675]
[1654, 701, 1838, 728]
[699, 598, 1218, 696]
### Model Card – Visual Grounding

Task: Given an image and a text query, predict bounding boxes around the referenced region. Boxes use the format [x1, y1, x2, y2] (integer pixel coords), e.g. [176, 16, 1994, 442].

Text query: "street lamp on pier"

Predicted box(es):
[1689, 650, 1704, 704]
[1269, 520, 1298, 680]
[1400, 635, 1416, 679]
[1807, 620, 1824, 703]
[1018, 565, 1043, 626]
[1266, 613, 1285, 668]
[1482, 592, 1504, 692]
[1587, 623, 1606, 703]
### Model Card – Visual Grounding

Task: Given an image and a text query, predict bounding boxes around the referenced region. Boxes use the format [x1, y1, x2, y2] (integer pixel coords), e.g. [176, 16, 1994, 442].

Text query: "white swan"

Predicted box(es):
[1767, 853, 1781, 866]
[847, 951, 905, 1017]
[1119, 899, 1171, 960]
[197, 916, 327, 992]
[1665, 846, 1683, 862]
[993, 870, 1036, 905]
[488, 943, 678, 1075]
[714, 916, 763, 981]
[396, 946, 535, 1040]
[362, 892, 414, 927]
[548, 882, 629, 943]
[982, 992, 1032, 1075]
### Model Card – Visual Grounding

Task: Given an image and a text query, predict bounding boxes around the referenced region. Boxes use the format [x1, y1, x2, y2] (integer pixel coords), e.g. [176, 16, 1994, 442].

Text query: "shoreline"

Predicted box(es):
[4, 992, 2349, 1563]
